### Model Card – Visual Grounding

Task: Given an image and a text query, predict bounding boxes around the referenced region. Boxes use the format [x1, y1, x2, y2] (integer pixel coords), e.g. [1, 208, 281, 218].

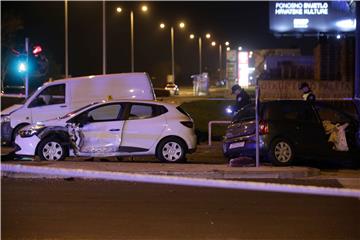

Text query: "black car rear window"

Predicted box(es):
[232, 104, 255, 122]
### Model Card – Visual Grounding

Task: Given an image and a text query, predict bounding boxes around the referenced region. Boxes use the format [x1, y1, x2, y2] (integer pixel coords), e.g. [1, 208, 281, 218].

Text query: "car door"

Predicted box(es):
[75, 103, 125, 153]
[29, 83, 70, 123]
[268, 102, 328, 157]
[120, 103, 167, 152]
[314, 103, 358, 158]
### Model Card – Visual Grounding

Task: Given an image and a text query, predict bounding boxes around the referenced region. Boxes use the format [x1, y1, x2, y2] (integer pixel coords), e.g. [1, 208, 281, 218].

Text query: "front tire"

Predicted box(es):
[156, 137, 186, 163]
[268, 138, 294, 166]
[37, 137, 67, 161]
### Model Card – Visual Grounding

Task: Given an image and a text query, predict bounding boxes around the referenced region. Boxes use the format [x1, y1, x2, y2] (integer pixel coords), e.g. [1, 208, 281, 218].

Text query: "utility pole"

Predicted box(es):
[25, 37, 29, 99]
[198, 37, 202, 74]
[355, 2, 360, 103]
[130, 11, 134, 72]
[102, 0, 106, 74]
[65, 0, 68, 78]
[171, 26, 175, 83]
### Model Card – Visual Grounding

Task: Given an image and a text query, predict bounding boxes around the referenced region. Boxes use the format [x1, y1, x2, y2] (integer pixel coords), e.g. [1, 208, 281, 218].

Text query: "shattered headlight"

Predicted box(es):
[19, 125, 45, 138]
[1, 115, 10, 124]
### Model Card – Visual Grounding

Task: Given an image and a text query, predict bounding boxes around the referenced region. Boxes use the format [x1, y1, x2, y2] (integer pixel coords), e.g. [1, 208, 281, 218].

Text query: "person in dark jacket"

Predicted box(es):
[231, 84, 250, 113]
[299, 82, 316, 101]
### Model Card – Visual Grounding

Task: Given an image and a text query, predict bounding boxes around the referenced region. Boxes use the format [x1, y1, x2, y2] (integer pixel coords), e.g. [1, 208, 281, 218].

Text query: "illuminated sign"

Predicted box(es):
[270, 1, 356, 33]
[238, 51, 249, 87]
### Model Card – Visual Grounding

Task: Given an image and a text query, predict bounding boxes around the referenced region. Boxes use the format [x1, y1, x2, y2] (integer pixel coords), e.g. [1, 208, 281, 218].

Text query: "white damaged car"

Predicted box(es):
[15, 100, 197, 163]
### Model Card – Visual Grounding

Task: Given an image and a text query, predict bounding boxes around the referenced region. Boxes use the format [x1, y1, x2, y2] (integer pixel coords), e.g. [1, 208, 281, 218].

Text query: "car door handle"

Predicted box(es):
[109, 129, 120, 132]
[60, 105, 67, 108]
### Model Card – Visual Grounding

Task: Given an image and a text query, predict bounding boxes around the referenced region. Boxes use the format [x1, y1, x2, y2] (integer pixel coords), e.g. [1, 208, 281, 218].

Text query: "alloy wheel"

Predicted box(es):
[274, 141, 292, 163]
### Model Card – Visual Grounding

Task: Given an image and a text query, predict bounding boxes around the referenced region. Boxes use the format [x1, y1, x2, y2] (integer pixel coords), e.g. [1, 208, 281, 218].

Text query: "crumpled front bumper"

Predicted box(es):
[1, 122, 13, 145]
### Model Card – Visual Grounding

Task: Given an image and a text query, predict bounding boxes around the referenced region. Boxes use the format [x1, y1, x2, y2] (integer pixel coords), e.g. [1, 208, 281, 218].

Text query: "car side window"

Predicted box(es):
[267, 103, 316, 122]
[128, 104, 154, 120]
[86, 104, 122, 122]
[315, 105, 350, 123]
[29, 84, 65, 108]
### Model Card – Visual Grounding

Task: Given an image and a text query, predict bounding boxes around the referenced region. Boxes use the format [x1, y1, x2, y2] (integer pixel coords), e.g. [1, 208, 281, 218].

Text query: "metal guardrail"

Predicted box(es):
[208, 120, 231, 146]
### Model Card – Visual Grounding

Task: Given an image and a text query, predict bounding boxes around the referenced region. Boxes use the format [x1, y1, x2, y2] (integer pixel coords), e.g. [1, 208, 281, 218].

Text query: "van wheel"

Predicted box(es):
[268, 138, 294, 166]
[156, 137, 186, 163]
[38, 137, 67, 161]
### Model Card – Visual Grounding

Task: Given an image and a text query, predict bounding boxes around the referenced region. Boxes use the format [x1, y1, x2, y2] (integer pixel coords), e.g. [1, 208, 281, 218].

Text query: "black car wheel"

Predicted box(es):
[156, 137, 186, 163]
[38, 137, 67, 161]
[269, 138, 294, 166]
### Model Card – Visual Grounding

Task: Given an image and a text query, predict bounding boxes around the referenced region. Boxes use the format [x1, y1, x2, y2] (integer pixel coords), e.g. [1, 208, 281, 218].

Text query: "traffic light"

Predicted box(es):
[18, 61, 27, 73]
[32, 45, 42, 56]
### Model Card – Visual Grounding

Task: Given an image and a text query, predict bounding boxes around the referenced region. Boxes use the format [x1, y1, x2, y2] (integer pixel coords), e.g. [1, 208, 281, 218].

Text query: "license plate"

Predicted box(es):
[229, 141, 245, 149]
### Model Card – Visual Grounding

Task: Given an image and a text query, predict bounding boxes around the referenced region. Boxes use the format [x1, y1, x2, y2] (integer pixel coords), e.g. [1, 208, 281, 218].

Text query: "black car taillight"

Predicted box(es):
[180, 121, 194, 128]
[259, 121, 269, 135]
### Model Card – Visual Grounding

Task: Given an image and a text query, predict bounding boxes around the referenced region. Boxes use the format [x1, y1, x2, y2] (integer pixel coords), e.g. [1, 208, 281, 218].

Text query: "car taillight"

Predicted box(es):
[180, 121, 194, 128]
[259, 121, 269, 135]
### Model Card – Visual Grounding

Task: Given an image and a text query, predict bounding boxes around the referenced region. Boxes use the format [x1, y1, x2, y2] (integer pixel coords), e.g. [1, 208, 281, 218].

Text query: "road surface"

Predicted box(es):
[2, 178, 359, 239]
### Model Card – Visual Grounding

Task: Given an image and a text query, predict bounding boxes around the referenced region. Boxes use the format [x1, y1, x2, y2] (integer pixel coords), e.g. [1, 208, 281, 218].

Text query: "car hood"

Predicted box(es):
[34, 117, 68, 127]
[1, 104, 23, 115]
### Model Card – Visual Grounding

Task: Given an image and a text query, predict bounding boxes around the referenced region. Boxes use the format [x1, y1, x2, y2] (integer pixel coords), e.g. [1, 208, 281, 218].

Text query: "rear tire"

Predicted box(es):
[37, 136, 67, 161]
[156, 137, 187, 163]
[268, 138, 294, 166]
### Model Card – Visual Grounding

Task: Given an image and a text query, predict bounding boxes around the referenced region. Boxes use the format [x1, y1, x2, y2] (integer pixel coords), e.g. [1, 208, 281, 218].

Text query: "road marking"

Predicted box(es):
[2, 163, 360, 199]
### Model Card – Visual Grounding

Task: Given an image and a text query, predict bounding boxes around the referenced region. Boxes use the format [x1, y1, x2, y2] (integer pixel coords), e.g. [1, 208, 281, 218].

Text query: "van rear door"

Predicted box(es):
[28, 83, 70, 123]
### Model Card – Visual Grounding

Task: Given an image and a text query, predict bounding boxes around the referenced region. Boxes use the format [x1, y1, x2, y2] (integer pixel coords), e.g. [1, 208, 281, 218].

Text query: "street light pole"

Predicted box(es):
[198, 37, 202, 74]
[219, 44, 222, 80]
[102, 0, 106, 74]
[64, 0, 68, 78]
[171, 26, 175, 82]
[25, 37, 29, 99]
[130, 11, 134, 72]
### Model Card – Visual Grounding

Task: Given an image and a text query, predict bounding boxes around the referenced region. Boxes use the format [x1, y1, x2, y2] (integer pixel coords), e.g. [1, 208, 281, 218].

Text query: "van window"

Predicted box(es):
[29, 84, 65, 108]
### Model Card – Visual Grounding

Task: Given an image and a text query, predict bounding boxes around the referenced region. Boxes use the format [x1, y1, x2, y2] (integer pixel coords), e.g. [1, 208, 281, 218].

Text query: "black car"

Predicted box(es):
[223, 100, 360, 166]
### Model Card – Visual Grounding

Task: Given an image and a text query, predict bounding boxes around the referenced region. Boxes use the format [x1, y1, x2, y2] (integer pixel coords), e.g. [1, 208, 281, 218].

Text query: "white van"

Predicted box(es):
[1, 72, 155, 145]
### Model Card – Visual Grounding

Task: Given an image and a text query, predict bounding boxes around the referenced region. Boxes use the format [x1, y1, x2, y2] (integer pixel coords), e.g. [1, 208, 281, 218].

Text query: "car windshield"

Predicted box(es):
[59, 102, 98, 119]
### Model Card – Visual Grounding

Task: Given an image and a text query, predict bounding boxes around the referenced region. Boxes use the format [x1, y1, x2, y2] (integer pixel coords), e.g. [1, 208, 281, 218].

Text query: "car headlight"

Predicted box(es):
[19, 125, 45, 138]
[1, 115, 11, 124]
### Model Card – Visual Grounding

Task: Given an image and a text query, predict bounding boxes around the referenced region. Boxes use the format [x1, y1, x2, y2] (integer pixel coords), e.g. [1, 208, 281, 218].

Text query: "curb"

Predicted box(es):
[2, 164, 360, 198]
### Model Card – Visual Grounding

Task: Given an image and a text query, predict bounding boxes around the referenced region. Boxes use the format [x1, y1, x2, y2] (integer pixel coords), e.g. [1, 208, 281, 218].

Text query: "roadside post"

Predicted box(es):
[355, 2, 360, 112]
[255, 78, 260, 167]
[25, 37, 29, 99]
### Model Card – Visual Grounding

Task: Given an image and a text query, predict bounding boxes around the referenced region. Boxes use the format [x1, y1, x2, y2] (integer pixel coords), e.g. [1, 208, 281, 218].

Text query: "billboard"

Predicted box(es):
[269, 1, 356, 33]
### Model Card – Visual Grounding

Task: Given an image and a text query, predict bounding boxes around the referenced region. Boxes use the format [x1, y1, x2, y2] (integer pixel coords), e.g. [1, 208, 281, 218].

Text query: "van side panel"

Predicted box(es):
[70, 73, 155, 105]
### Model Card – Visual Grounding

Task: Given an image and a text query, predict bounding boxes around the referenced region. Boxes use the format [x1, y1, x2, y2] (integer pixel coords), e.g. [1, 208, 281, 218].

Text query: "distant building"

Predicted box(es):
[314, 37, 355, 82]
[261, 55, 314, 80]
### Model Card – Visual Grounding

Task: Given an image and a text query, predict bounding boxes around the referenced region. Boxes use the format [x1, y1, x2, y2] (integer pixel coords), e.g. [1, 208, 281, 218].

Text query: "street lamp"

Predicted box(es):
[190, 33, 214, 74]
[211, 41, 223, 81]
[238, 46, 243, 51]
[141, 5, 148, 12]
[226, 47, 230, 51]
[225, 41, 229, 46]
[116, 5, 149, 72]
[160, 21, 186, 83]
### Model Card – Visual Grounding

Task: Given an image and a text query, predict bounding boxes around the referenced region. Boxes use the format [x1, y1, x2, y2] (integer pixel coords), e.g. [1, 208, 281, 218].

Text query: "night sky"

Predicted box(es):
[2, 1, 318, 87]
